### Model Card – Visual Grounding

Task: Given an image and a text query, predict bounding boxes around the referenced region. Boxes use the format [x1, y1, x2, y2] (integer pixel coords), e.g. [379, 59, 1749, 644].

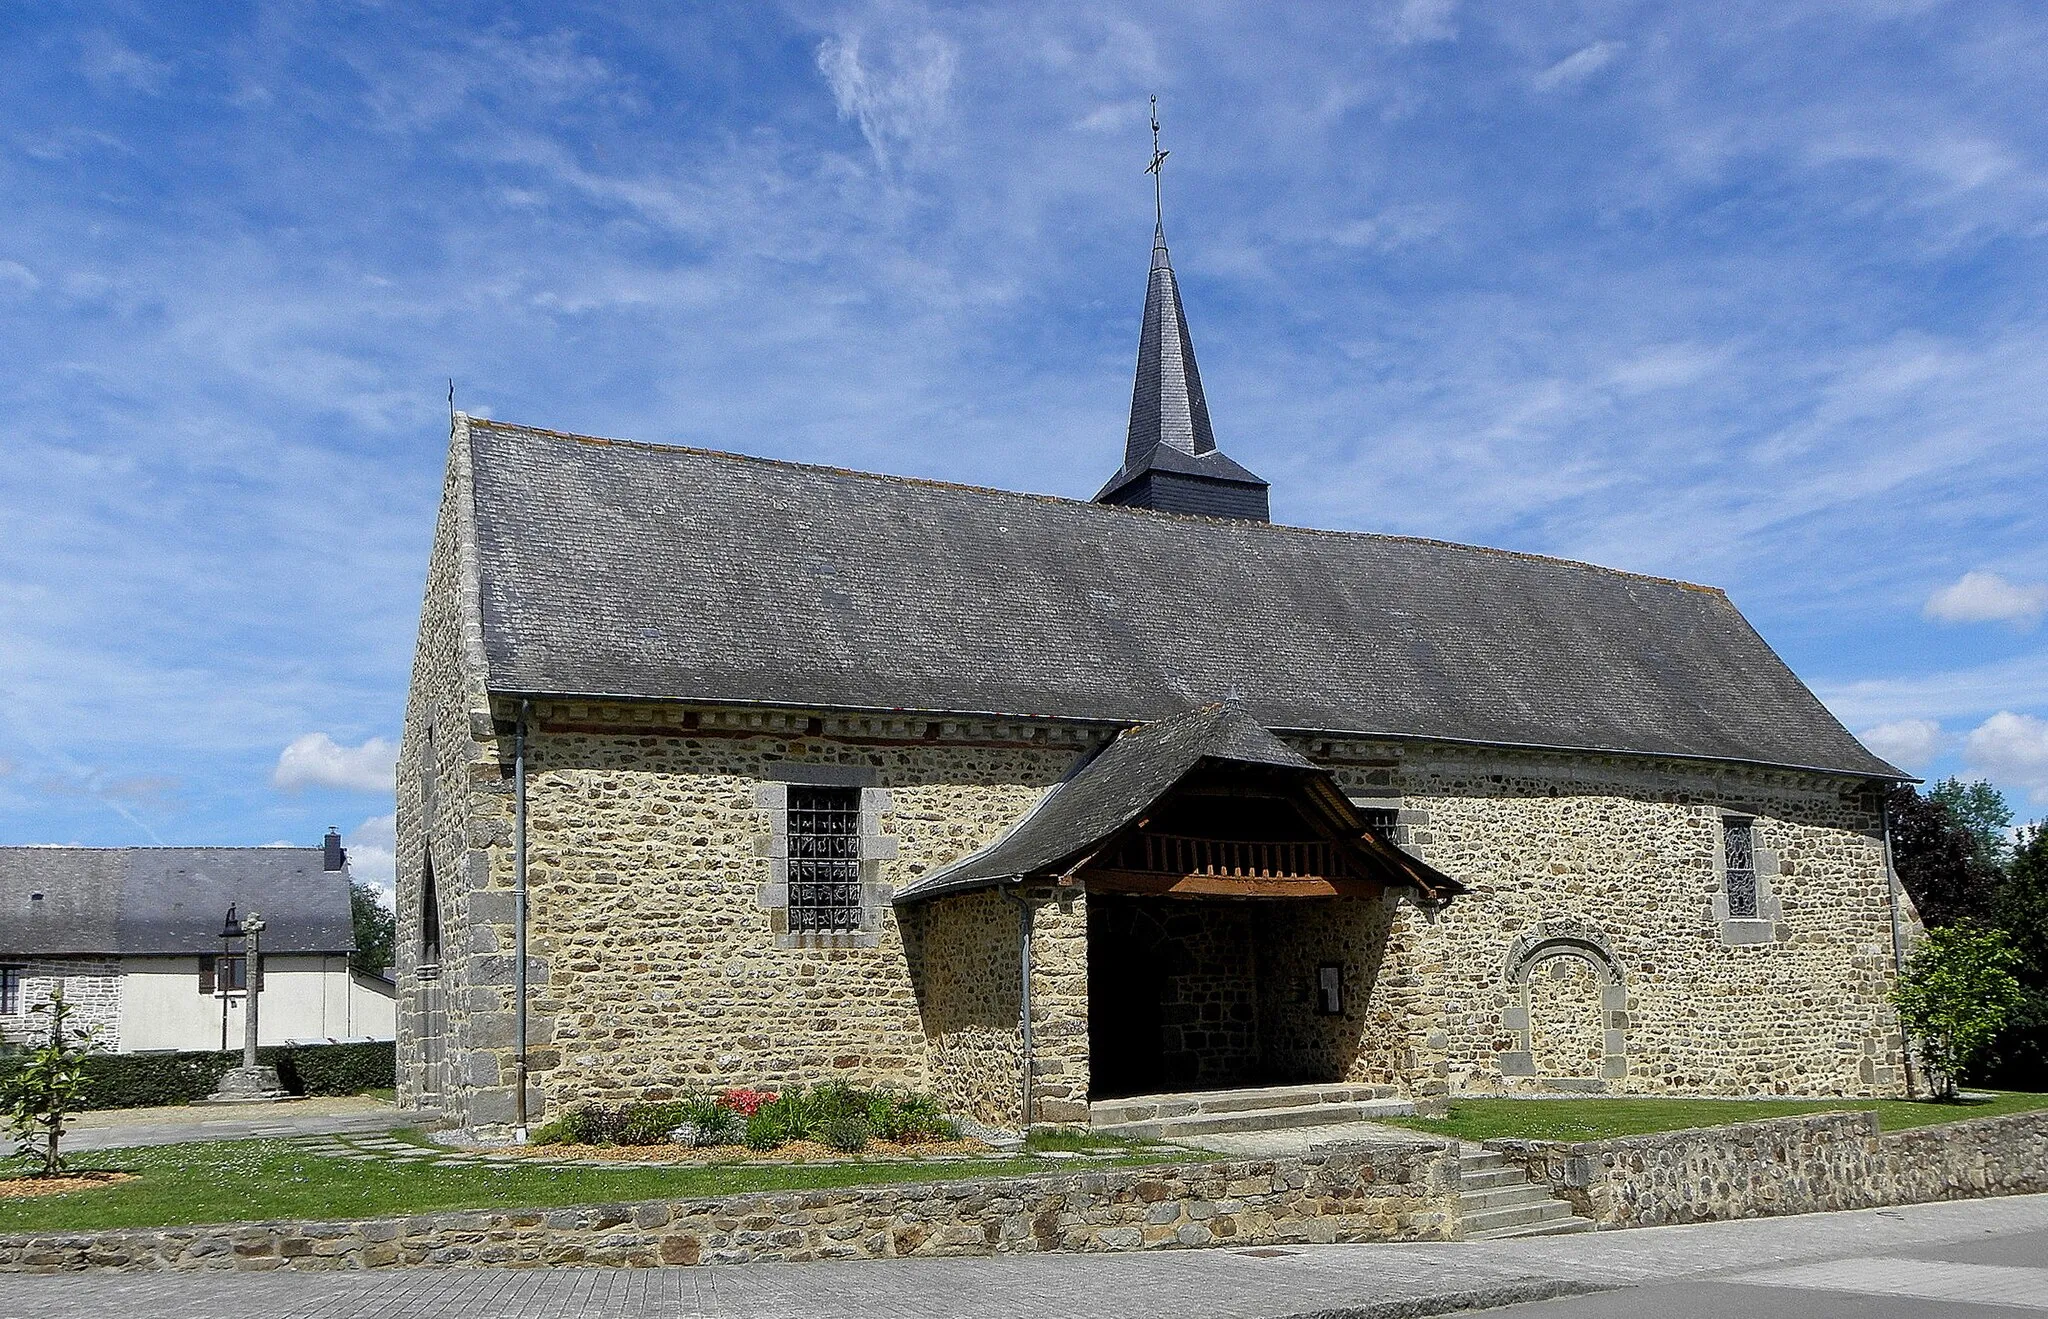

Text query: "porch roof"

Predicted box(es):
[892, 703, 1458, 904]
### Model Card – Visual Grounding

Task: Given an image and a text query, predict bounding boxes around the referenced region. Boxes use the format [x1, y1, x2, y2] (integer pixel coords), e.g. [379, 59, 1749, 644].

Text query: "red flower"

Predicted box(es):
[720, 1087, 777, 1116]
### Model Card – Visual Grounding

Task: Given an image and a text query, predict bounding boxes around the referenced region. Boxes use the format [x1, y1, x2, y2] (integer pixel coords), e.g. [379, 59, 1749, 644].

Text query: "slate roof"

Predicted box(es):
[1094, 226, 1269, 509]
[463, 418, 1898, 781]
[896, 705, 1314, 901]
[0, 848, 357, 959]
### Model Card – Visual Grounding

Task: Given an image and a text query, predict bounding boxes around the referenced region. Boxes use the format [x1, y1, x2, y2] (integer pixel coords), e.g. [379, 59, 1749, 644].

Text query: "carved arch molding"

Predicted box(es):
[1497, 916, 1629, 1089]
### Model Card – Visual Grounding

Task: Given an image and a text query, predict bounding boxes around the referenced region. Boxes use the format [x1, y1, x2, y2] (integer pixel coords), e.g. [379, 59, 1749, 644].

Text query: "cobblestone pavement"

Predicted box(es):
[62, 1104, 436, 1154]
[2, 1192, 2042, 1318]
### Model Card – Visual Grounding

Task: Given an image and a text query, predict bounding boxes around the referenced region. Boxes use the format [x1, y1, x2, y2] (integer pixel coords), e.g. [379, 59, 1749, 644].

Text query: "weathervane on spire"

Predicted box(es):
[1145, 94, 1169, 233]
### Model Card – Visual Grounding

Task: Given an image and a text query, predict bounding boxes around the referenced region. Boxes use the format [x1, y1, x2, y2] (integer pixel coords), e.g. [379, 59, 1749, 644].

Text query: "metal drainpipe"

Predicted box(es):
[1879, 791, 1919, 1098]
[1004, 887, 1034, 1136]
[513, 700, 531, 1141]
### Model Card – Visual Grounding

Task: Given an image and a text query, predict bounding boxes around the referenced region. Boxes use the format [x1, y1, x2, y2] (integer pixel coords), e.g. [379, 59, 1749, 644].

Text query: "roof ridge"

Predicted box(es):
[0, 845, 323, 853]
[462, 416, 1728, 598]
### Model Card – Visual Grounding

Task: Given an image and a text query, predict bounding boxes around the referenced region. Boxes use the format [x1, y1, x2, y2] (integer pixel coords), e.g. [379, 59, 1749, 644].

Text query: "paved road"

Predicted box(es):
[61, 1102, 434, 1153]
[2, 1195, 2043, 1318]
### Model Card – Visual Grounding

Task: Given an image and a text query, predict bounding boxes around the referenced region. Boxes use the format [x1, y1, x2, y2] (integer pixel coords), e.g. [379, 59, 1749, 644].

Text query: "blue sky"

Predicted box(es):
[4, 1, 2047, 893]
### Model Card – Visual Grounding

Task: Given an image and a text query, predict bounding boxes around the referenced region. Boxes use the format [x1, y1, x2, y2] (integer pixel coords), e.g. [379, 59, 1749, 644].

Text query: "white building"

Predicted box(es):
[0, 831, 394, 1052]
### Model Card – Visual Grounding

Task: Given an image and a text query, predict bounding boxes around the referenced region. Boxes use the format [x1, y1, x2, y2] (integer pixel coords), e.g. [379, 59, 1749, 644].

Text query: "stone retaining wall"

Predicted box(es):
[0, 1143, 1459, 1274]
[1486, 1109, 2048, 1228]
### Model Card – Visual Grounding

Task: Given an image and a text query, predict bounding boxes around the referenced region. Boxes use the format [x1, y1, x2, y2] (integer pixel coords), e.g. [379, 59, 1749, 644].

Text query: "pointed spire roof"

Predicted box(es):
[1094, 223, 1270, 520]
[1123, 223, 1217, 464]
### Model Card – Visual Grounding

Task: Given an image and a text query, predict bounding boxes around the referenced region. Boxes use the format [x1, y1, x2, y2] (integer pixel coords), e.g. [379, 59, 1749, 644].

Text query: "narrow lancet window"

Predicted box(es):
[1723, 818, 1759, 918]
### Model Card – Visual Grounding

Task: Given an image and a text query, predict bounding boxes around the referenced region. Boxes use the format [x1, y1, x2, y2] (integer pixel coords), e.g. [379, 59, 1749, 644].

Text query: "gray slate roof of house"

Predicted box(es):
[0, 848, 356, 959]
[897, 704, 1315, 901]
[464, 418, 1899, 781]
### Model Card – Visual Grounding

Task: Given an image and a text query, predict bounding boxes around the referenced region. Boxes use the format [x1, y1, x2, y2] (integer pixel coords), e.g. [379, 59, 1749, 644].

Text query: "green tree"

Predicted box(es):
[3, 988, 95, 1178]
[1888, 783, 2003, 927]
[1929, 777, 2016, 870]
[349, 880, 395, 978]
[1894, 924, 2025, 1099]
[1986, 823, 2048, 1088]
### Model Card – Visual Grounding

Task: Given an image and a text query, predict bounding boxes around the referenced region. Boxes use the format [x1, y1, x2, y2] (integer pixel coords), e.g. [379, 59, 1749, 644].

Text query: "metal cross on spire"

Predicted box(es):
[1145, 94, 1169, 235]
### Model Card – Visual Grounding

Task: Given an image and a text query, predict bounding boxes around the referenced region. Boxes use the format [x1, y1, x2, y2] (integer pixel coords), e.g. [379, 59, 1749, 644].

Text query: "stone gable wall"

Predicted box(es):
[394, 419, 510, 1127]
[0, 1143, 1460, 1273]
[1486, 1109, 2048, 1227]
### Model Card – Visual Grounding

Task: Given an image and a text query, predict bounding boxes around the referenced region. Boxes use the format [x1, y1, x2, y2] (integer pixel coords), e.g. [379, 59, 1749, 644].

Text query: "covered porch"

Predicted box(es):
[898, 703, 1461, 1127]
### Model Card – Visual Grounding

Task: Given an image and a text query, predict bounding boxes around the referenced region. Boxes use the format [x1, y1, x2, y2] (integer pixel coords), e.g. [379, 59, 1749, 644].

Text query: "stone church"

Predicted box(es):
[397, 219, 1916, 1134]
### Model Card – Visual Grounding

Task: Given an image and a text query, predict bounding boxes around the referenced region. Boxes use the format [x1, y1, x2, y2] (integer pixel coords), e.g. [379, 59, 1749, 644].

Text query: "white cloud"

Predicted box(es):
[1857, 717, 1947, 770]
[816, 27, 958, 170]
[346, 812, 397, 901]
[1964, 711, 2048, 803]
[1924, 570, 2048, 628]
[0, 754, 13, 777]
[1533, 41, 1623, 92]
[271, 733, 396, 794]
[0, 261, 38, 294]
[77, 31, 169, 95]
[1388, 0, 1458, 44]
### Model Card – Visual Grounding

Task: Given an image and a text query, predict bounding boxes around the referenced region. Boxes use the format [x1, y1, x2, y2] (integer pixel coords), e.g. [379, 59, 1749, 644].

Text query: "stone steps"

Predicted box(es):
[1088, 1084, 1413, 1139]
[1457, 1149, 1598, 1240]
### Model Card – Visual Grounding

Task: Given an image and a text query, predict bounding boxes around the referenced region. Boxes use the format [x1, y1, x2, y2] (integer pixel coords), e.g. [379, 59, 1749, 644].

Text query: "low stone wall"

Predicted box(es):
[1487, 1109, 2048, 1228]
[0, 1143, 1459, 1273]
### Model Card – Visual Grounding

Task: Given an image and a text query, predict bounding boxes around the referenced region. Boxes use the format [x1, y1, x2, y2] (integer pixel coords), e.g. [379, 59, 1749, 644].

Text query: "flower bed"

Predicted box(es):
[528, 1083, 959, 1157]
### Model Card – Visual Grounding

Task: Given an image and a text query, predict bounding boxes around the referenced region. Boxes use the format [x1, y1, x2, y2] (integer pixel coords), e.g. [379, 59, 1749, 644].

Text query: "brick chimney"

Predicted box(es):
[324, 827, 346, 871]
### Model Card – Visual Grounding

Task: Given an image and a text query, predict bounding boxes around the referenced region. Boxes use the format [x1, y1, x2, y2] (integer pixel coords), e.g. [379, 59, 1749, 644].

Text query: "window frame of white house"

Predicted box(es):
[0, 964, 21, 1016]
[1711, 809, 1783, 946]
[754, 764, 895, 949]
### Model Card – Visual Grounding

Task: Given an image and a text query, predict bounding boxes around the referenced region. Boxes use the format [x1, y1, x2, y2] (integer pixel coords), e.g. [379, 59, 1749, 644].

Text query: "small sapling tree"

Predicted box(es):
[1894, 925, 2025, 1100]
[3, 987, 95, 1178]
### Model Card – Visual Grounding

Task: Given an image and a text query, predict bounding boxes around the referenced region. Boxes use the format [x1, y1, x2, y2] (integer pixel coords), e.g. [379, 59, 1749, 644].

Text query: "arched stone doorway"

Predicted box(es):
[1497, 918, 1628, 1090]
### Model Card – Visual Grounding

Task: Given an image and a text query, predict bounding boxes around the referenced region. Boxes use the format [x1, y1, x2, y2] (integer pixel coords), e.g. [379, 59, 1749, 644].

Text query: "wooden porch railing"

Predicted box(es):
[1120, 832, 1338, 879]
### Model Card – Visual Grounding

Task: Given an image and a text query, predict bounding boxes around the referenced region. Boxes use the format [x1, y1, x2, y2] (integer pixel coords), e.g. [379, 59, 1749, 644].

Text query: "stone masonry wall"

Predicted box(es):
[1314, 740, 1911, 1099]
[394, 416, 508, 1128]
[0, 958, 121, 1051]
[1254, 897, 1398, 1086]
[1487, 1109, 2048, 1228]
[507, 706, 1086, 1120]
[903, 887, 1022, 1127]
[0, 1143, 1460, 1274]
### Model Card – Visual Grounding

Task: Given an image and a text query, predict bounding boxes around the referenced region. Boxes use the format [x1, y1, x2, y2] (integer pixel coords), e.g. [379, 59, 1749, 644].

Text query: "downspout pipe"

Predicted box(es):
[1003, 886, 1034, 1137]
[1879, 790, 1918, 1099]
[513, 699, 531, 1141]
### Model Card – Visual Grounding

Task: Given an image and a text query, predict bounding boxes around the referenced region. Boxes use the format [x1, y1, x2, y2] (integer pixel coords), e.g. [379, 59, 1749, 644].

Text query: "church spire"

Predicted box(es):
[1095, 98, 1270, 522]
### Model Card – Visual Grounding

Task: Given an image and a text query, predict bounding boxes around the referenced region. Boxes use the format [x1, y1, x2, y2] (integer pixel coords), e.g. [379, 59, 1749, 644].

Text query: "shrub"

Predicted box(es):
[819, 1114, 873, 1153]
[744, 1110, 782, 1151]
[755, 1088, 818, 1144]
[286, 1042, 395, 1096]
[618, 1102, 692, 1146]
[720, 1087, 776, 1117]
[878, 1092, 955, 1142]
[528, 1110, 591, 1146]
[4, 989, 95, 1177]
[679, 1094, 741, 1146]
[1895, 924, 2026, 1098]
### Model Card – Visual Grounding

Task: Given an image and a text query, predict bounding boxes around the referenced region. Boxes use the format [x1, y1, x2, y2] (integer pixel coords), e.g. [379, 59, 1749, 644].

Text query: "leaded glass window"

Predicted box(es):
[0, 965, 20, 1016]
[1723, 818, 1758, 918]
[788, 786, 863, 934]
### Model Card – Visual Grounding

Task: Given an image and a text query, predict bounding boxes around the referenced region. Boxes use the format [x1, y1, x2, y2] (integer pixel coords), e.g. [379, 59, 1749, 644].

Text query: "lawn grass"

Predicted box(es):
[1382, 1090, 2048, 1144]
[0, 1133, 1181, 1234]
[1024, 1127, 1160, 1153]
